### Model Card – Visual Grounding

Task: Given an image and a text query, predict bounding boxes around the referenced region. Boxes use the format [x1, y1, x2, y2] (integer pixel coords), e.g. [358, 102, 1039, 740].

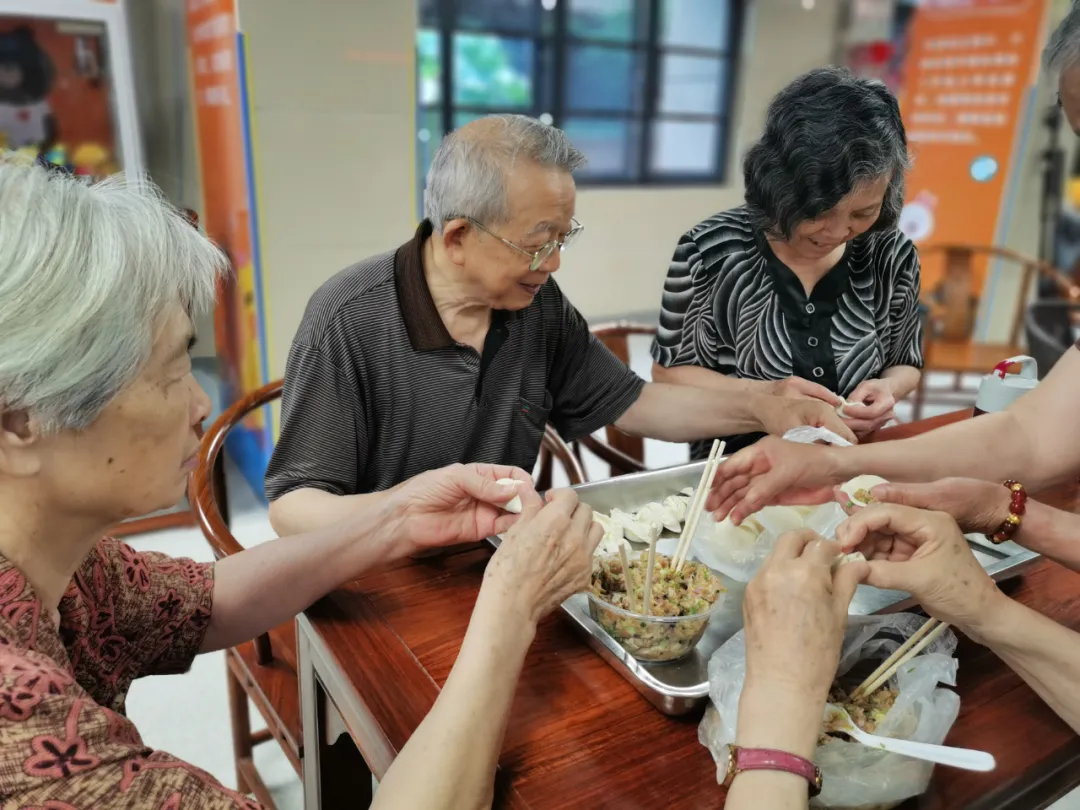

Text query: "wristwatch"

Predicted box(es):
[720, 745, 823, 796]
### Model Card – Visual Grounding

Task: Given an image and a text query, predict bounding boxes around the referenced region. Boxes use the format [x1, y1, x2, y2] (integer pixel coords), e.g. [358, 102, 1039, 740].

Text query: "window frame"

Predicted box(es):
[417, 0, 745, 187]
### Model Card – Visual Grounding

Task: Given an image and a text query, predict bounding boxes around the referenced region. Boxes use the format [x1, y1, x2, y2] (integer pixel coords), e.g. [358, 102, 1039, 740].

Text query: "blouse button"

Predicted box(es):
[805, 303, 816, 314]
[812, 367, 825, 378]
[808, 337, 819, 347]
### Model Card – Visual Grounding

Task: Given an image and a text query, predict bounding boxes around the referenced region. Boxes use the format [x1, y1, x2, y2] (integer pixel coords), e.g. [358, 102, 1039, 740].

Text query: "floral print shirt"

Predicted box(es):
[0, 538, 260, 809]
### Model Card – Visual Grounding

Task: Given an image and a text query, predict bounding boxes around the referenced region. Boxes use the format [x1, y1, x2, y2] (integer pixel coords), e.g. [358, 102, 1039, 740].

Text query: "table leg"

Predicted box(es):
[299, 620, 374, 810]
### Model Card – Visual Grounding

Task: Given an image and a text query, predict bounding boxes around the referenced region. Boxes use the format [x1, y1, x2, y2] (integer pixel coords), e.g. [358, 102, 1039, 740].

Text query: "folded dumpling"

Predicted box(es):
[637, 501, 681, 533]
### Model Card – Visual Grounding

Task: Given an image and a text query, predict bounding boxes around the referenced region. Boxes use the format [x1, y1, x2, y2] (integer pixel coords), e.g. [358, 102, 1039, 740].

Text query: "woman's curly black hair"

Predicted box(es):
[743, 66, 910, 240]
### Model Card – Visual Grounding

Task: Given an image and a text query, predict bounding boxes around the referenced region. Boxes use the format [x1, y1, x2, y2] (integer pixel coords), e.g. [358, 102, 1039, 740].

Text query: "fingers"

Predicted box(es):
[832, 556, 868, 610]
[526, 487, 578, 524]
[871, 482, 938, 510]
[585, 519, 604, 556]
[822, 411, 859, 444]
[800, 535, 840, 567]
[773, 528, 820, 560]
[863, 559, 914, 593]
[462, 471, 528, 508]
[568, 499, 595, 542]
[794, 378, 843, 405]
[835, 503, 936, 550]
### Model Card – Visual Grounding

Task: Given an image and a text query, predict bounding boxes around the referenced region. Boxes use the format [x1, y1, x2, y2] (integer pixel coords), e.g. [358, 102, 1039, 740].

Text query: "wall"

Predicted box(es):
[127, 0, 213, 355]
[556, 0, 844, 320]
[237, 0, 418, 380]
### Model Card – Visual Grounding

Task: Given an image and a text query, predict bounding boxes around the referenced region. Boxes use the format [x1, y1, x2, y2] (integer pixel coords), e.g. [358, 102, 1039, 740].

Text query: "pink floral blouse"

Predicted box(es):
[0, 537, 261, 809]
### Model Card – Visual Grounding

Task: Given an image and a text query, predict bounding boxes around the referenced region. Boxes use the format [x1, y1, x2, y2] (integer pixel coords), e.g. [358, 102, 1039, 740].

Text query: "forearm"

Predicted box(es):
[1014, 500, 1080, 573]
[827, 409, 1043, 487]
[974, 596, 1080, 733]
[880, 365, 921, 400]
[202, 497, 400, 652]
[615, 382, 762, 442]
[652, 362, 773, 397]
[269, 487, 388, 537]
[727, 682, 822, 809]
[371, 587, 534, 810]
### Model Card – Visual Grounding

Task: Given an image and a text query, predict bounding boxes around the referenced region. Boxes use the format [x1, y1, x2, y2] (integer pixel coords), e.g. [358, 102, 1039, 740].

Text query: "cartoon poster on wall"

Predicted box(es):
[0, 17, 120, 178]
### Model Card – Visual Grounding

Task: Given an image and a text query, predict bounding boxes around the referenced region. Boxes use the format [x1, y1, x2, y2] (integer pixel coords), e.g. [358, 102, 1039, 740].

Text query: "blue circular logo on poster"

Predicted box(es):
[970, 155, 999, 183]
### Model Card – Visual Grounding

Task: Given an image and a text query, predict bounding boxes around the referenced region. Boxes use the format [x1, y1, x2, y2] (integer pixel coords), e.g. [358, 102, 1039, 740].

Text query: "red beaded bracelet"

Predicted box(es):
[990, 480, 1026, 545]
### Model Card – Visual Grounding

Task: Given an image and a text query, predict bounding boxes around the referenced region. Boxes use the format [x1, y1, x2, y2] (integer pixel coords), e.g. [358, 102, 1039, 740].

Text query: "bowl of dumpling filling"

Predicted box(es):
[587, 553, 726, 662]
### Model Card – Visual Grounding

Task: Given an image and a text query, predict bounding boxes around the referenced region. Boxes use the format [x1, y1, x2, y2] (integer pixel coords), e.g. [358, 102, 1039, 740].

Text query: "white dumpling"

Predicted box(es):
[710, 517, 763, 564]
[831, 551, 867, 572]
[662, 494, 690, 524]
[637, 501, 681, 533]
[595, 532, 630, 558]
[840, 475, 889, 507]
[496, 477, 522, 514]
[610, 508, 661, 545]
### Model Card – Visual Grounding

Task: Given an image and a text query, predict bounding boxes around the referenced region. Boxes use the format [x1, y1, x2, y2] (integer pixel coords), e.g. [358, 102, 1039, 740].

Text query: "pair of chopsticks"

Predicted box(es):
[851, 618, 950, 699]
[672, 439, 726, 573]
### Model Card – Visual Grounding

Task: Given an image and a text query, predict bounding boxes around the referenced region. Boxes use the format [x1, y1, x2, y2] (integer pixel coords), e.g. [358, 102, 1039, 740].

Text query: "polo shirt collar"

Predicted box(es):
[394, 219, 521, 352]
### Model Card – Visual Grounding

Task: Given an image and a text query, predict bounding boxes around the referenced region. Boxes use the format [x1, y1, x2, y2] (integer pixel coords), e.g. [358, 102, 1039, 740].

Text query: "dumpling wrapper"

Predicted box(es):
[637, 501, 682, 533]
[758, 505, 805, 535]
[595, 531, 630, 558]
[840, 474, 890, 507]
[496, 477, 523, 513]
[831, 550, 867, 572]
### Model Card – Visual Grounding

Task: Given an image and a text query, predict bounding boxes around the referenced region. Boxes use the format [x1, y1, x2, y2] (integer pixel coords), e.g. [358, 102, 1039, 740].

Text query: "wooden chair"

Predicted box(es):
[577, 322, 657, 478]
[189, 379, 298, 809]
[912, 245, 1079, 419]
[191, 381, 590, 805]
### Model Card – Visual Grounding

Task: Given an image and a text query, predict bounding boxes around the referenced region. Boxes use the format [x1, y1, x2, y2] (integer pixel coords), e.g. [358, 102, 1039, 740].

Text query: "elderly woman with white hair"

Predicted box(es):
[0, 154, 610, 809]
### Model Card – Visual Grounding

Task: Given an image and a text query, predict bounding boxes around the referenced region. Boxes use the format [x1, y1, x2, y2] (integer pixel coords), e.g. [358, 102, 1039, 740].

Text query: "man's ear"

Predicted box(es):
[0, 409, 42, 477]
[439, 218, 471, 267]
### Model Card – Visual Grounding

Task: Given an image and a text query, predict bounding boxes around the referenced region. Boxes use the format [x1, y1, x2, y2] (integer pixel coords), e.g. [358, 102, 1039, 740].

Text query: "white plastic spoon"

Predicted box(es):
[824, 705, 996, 772]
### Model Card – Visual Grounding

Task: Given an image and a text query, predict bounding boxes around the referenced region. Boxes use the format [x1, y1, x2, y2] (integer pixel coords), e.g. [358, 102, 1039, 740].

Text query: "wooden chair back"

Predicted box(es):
[535, 425, 587, 491]
[919, 244, 1078, 346]
[189, 378, 283, 665]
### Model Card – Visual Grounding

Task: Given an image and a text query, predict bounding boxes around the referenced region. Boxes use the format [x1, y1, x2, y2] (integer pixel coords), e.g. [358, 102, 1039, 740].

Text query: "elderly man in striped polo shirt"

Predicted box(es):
[265, 115, 855, 536]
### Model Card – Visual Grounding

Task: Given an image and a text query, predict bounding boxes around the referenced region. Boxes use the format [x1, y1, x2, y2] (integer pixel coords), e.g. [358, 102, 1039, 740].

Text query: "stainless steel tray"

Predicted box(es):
[490, 460, 1041, 717]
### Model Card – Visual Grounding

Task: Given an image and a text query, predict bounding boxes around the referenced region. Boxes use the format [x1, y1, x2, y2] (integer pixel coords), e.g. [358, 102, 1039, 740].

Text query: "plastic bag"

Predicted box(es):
[699, 613, 960, 809]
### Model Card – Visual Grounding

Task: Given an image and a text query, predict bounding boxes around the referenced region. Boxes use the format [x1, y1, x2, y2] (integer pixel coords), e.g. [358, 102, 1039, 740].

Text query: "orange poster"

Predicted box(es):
[187, 0, 271, 496]
[896, 0, 1050, 294]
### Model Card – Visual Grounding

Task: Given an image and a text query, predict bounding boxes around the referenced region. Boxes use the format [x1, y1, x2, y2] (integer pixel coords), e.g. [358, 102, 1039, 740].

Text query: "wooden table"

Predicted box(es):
[298, 411, 1080, 810]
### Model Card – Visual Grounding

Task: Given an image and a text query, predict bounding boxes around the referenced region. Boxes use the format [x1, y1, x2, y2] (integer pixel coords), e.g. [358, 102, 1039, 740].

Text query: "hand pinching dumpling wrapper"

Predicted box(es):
[841, 474, 889, 507]
[496, 478, 523, 514]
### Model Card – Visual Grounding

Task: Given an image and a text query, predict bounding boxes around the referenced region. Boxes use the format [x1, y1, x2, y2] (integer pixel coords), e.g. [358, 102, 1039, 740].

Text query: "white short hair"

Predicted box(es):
[1046, 1, 1080, 71]
[0, 155, 227, 433]
[423, 114, 586, 232]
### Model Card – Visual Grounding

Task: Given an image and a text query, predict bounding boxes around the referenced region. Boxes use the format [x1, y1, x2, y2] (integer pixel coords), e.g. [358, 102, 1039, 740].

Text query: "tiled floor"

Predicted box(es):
[122, 338, 1080, 809]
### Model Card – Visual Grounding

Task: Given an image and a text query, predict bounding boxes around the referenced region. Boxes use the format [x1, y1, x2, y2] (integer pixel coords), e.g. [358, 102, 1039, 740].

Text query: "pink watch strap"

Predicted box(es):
[732, 746, 822, 796]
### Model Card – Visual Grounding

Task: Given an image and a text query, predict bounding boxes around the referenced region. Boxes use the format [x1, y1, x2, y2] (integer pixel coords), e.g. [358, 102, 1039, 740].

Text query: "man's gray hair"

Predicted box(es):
[423, 114, 586, 231]
[1045, 1, 1080, 71]
[0, 155, 227, 434]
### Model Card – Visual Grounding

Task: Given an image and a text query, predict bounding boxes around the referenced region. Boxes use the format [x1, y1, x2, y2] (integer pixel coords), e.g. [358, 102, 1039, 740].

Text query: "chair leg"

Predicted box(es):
[226, 656, 254, 795]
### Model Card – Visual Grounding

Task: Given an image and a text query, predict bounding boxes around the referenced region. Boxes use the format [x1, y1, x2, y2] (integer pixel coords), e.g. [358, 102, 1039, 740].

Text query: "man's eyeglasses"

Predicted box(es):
[466, 216, 584, 271]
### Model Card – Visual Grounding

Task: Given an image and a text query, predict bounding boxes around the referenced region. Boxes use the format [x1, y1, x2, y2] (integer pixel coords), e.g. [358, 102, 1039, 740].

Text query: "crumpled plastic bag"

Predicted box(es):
[699, 613, 960, 809]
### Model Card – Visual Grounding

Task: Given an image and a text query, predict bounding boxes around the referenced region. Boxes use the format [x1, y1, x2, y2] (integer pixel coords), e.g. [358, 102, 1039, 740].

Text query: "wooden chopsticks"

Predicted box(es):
[851, 618, 950, 699]
[673, 439, 726, 573]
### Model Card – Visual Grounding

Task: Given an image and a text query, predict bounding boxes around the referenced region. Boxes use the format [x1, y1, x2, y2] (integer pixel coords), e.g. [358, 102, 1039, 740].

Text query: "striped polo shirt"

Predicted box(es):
[265, 220, 646, 499]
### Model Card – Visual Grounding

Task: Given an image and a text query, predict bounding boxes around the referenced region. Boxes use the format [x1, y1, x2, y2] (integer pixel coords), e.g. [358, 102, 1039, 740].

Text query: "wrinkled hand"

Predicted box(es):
[840, 379, 896, 438]
[770, 376, 843, 406]
[755, 394, 858, 445]
[744, 530, 868, 701]
[837, 477, 1010, 536]
[706, 436, 844, 525]
[483, 489, 602, 625]
[835, 503, 1004, 637]
[389, 463, 538, 555]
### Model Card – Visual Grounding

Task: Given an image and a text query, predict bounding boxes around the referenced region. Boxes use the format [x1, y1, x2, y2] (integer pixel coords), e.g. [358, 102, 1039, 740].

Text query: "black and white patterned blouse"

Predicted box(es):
[651, 206, 924, 459]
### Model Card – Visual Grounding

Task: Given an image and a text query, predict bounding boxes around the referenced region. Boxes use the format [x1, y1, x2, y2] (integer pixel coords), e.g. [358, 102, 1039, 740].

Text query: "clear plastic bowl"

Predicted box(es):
[586, 585, 726, 663]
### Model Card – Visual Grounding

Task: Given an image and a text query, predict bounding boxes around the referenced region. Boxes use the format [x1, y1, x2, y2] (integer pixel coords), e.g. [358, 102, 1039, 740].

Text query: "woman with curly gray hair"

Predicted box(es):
[652, 67, 923, 456]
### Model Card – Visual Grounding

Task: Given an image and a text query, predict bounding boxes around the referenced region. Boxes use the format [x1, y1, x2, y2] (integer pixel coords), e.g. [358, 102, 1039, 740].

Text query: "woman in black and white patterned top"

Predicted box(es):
[652, 67, 923, 459]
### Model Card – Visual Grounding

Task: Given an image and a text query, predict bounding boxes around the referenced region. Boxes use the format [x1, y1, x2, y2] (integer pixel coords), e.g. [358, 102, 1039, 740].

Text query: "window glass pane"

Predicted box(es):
[453, 34, 533, 107]
[458, 0, 537, 32]
[453, 110, 488, 129]
[659, 55, 726, 116]
[661, 0, 731, 50]
[416, 29, 442, 106]
[650, 120, 720, 175]
[568, 0, 642, 42]
[565, 46, 643, 113]
[564, 117, 640, 179]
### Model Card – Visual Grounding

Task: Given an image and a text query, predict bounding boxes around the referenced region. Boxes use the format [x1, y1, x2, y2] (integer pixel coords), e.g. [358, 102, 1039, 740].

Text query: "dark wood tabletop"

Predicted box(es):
[304, 410, 1080, 810]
